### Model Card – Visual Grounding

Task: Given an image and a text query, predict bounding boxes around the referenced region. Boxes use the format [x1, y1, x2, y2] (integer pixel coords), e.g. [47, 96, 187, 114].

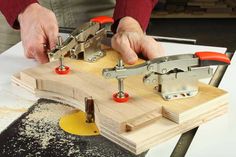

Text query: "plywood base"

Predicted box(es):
[12, 49, 228, 154]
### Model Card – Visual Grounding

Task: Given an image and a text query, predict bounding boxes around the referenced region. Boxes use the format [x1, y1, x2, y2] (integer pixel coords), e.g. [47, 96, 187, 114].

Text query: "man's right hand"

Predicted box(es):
[18, 3, 58, 63]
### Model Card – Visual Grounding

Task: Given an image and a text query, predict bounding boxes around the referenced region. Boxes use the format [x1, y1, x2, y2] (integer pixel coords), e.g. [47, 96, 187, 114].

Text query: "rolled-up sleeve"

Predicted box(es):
[0, 0, 38, 29]
[112, 0, 158, 32]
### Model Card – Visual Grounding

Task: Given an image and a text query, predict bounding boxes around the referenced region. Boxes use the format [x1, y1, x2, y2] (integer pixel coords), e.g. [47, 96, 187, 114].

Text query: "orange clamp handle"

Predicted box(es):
[90, 16, 114, 24]
[195, 51, 230, 66]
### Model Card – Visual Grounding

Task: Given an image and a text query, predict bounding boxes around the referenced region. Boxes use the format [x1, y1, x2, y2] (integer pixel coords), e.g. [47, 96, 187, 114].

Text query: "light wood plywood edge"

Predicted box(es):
[12, 81, 227, 155]
[99, 104, 227, 154]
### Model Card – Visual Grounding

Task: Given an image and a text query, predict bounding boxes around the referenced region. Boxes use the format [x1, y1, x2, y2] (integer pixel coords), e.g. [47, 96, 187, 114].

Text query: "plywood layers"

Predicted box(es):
[101, 104, 227, 154]
[11, 49, 229, 154]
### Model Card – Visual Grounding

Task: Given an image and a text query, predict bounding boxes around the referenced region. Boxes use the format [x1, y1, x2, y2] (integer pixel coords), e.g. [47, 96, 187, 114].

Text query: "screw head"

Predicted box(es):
[152, 79, 157, 83]
[165, 95, 171, 100]
[162, 68, 167, 73]
[144, 79, 150, 84]
[187, 92, 194, 96]
[105, 73, 111, 78]
[148, 65, 154, 71]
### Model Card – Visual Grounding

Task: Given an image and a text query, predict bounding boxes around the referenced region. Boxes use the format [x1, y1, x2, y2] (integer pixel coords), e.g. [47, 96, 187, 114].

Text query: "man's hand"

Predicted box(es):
[112, 16, 165, 64]
[18, 3, 58, 63]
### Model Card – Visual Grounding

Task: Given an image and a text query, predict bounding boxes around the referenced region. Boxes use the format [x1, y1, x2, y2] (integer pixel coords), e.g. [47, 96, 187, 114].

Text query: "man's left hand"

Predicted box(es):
[111, 16, 165, 64]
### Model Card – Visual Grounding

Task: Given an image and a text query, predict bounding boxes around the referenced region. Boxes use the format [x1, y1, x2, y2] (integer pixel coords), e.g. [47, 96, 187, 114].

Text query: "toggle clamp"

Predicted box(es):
[102, 52, 230, 101]
[47, 16, 114, 75]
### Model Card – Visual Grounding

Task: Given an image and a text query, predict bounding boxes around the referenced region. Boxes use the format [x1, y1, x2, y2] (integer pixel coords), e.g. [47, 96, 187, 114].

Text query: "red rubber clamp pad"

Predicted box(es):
[113, 93, 129, 103]
[55, 66, 70, 75]
[195, 51, 230, 64]
[90, 16, 114, 24]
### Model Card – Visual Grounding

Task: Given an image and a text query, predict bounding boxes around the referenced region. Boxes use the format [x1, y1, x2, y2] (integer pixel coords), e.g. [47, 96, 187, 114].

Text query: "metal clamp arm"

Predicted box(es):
[102, 54, 199, 79]
[48, 36, 77, 61]
[102, 61, 150, 79]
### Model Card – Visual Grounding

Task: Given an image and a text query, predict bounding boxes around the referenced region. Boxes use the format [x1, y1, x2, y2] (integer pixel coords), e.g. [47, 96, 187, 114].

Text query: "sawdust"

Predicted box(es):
[19, 102, 74, 149]
[18, 102, 75, 150]
[0, 99, 144, 157]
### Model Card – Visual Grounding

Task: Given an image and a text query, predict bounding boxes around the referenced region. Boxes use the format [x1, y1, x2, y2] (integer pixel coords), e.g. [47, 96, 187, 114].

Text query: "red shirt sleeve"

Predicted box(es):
[0, 0, 38, 29]
[112, 0, 158, 32]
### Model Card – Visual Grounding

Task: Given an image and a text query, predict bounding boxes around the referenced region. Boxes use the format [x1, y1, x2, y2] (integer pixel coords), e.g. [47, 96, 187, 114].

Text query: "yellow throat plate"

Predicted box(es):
[59, 110, 99, 136]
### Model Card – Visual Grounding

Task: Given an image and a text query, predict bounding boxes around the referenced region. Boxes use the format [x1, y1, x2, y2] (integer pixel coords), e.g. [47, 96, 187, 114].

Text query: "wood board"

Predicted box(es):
[12, 48, 229, 154]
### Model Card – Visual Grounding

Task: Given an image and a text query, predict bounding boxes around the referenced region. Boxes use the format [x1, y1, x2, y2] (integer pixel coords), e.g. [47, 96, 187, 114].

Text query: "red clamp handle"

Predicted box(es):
[90, 16, 114, 24]
[195, 51, 230, 66]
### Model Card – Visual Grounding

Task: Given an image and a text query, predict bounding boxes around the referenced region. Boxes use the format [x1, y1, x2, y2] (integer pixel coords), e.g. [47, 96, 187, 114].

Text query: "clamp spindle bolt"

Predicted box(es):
[113, 60, 129, 103]
[55, 36, 70, 75]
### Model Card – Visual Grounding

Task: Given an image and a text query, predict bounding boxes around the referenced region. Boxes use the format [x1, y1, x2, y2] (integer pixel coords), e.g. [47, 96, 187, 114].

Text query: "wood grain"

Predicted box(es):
[12, 48, 229, 154]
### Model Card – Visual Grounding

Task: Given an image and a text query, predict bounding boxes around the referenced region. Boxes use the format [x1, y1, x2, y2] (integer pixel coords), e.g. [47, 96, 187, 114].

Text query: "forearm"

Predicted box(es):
[112, 0, 158, 33]
[0, 0, 38, 29]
